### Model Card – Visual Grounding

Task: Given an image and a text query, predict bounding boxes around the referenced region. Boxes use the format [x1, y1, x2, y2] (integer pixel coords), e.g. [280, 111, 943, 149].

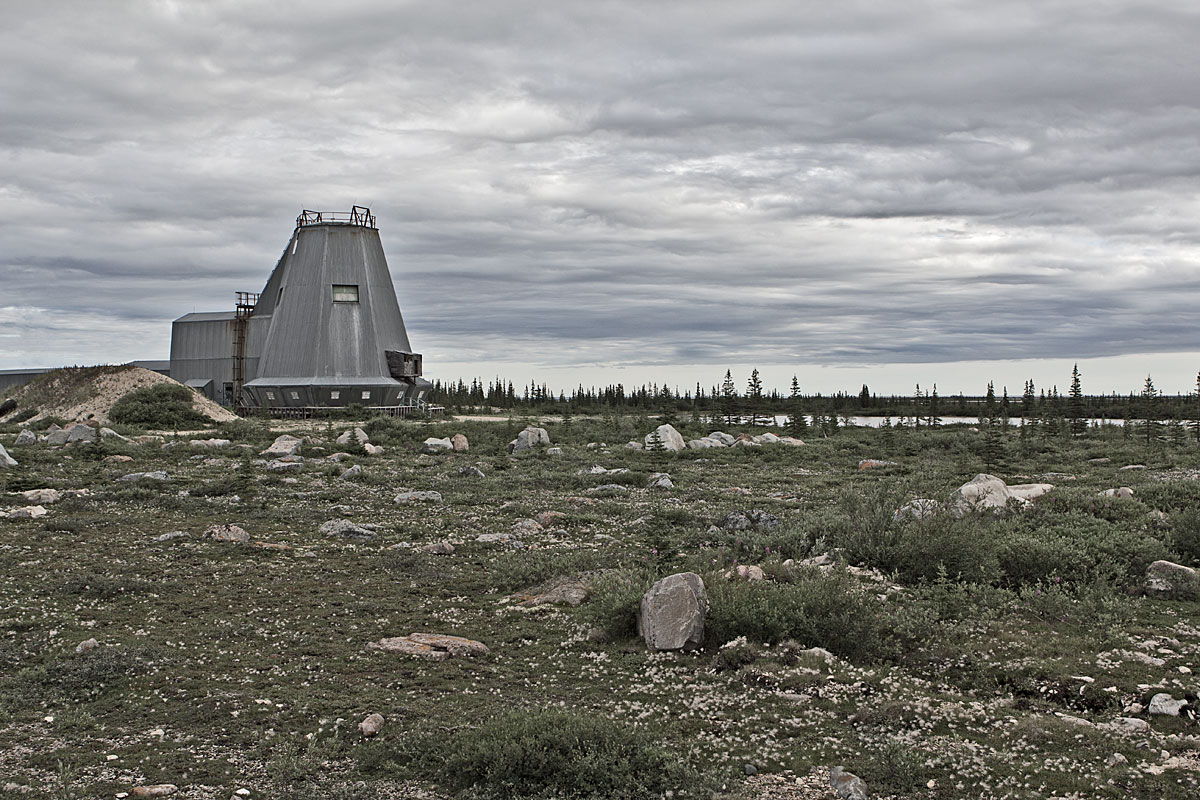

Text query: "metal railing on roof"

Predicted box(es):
[295, 206, 376, 229]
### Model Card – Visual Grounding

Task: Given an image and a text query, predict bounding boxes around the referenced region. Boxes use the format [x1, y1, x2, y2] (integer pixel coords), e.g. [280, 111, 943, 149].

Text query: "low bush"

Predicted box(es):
[705, 568, 907, 662]
[435, 708, 704, 799]
[109, 383, 212, 429]
[578, 567, 657, 640]
[1168, 507, 1200, 567]
[1002, 513, 1169, 587]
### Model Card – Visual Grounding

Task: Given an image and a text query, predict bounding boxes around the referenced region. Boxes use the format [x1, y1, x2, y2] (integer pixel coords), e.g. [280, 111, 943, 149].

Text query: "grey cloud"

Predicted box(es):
[2, 1, 1199, 377]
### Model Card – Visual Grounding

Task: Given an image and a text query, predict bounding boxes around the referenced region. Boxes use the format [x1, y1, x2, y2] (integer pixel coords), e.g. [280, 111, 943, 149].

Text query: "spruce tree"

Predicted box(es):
[1141, 374, 1161, 444]
[981, 414, 1006, 472]
[786, 375, 807, 436]
[929, 384, 942, 427]
[1068, 363, 1086, 436]
[981, 381, 997, 425]
[1021, 380, 1036, 434]
[746, 369, 766, 425]
[880, 415, 895, 449]
[1192, 370, 1200, 443]
[720, 370, 738, 426]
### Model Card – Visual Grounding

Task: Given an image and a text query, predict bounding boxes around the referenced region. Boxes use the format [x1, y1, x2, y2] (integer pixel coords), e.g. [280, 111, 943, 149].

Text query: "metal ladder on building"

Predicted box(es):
[232, 291, 259, 410]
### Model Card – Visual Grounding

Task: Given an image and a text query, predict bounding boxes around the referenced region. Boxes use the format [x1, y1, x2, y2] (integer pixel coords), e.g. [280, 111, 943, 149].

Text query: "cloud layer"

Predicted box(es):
[3, 1, 1199, 388]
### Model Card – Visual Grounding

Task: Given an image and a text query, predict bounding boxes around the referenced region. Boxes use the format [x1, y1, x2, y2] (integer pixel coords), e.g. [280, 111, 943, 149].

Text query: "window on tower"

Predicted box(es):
[332, 284, 359, 303]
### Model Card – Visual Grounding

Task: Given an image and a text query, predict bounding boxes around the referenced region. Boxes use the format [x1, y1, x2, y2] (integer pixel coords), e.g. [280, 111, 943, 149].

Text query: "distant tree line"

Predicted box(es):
[425, 367, 1200, 440]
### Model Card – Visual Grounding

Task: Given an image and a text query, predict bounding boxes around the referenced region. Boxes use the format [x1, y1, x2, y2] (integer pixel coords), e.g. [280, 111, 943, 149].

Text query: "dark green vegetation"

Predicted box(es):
[2, 414, 1199, 798]
[108, 383, 215, 429]
[427, 367, 1200, 433]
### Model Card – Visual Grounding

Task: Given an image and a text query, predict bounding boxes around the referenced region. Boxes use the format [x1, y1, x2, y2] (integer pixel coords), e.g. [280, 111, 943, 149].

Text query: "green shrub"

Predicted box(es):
[436, 708, 703, 799]
[705, 568, 901, 662]
[109, 383, 211, 429]
[189, 473, 253, 498]
[1169, 507, 1200, 567]
[4, 407, 37, 425]
[216, 417, 270, 443]
[831, 502, 1002, 586]
[1002, 513, 1169, 587]
[578, 568, 657, 640]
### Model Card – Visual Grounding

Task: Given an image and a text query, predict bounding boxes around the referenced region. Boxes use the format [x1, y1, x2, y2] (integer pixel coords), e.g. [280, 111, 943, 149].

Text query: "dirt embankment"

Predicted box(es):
[0, 364, 237, 425]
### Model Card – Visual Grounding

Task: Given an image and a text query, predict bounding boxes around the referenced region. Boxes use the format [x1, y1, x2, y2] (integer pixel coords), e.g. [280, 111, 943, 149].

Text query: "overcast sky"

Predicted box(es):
[3, 0, 1199, 395]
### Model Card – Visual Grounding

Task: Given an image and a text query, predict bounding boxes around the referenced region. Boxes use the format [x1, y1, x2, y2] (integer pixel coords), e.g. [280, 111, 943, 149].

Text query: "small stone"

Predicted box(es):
[338, 464, 363, 480]
[74, 638, 99, 655]
[451, 433, 469, 452]
[153, 531, 190, 542]
[205, 524, 250, 543]
[419, 541, 455, 555]
[3, 505, 48, 520]
[190, 438, 231, 448]
[513, 519, 544, 534]
[130, 786, 178, 799]
[1106, 717, 1151, 734]
[734, 564, 766, 581]
[364, 443, 385, 456]
[394, 490, 442, 504]
[535, 511, 566, 527]
[1149, 692, 1187, 716]
[518, 578, 591, 608]
[104, 454, 134, 463]
[587, 484, 629, 495]
[369, 633, 488, 660]
[743, 763, 757, 776]
[476, 532, 517, 544]
[358, 713, 385, 737]
[118, 471, 168, 482]
[421, 437, 453, 454]
[829, 766, 868, 800]
[261, 435, 303, 457]
[21, 489, 62, 504]
[648, 472, 674, 490]
[1106, 753, 1128, 767]
[545, 446, 563, 456]
[14, 429, 36, 446]
[266, 459, 303, 473]
[66, 425, 98, 444]
[320, 519, 377, 540]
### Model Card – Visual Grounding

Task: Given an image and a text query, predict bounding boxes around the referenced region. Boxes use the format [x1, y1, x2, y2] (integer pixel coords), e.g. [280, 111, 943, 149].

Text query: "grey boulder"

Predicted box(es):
[261, 434, 303, 457]
[951, 473, 1052, 516]
[1144, 560, 1200, 600]
[643, 424, 685, 452]
[638, 572, 707, 651]
[509, 426, 551, 454]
